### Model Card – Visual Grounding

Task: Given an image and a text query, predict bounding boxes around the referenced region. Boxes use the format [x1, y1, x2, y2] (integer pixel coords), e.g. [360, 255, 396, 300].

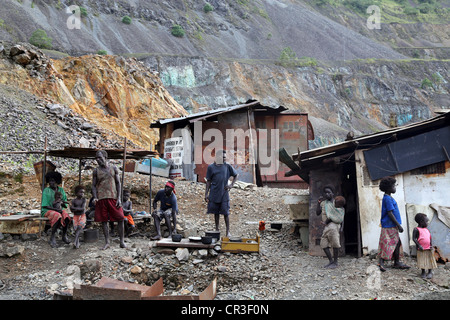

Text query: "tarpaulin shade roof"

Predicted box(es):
[46, 147, 157, 160]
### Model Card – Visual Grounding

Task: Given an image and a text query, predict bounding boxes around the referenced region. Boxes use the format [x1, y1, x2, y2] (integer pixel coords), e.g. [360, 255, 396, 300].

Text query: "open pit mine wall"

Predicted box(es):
[0, 43, 188, 149]
[142, 55, 449, 148]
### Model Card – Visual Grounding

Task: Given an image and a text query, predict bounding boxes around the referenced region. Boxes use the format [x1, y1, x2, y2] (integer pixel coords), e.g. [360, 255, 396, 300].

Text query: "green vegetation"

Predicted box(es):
[97, 50, 108, 55]
[278, 47, 318, 68]
[421, 78, 433, 89]
[80, 7, 88, 17]
[122, 16, 132, 25]
[203, 3, 213, 13]
[171, 24, 185, 37]
[29, 29, 52, 49]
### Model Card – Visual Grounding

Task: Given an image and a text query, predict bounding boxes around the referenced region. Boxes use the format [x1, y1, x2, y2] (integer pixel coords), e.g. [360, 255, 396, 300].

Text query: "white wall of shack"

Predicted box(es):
[403, 163, 450, 207]
[355, 150, 409, 255]
[356, 150, 450, 256]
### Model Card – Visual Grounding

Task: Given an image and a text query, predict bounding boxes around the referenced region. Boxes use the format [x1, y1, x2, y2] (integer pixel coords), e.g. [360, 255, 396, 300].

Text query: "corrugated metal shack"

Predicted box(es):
[282, 111, 450, 260]
[151, 100, 314, 188]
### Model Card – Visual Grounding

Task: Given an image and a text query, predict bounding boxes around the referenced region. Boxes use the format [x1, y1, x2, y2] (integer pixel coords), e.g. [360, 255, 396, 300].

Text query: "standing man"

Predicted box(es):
[92, 150, 126, 250]
[205, 150, 238, 237]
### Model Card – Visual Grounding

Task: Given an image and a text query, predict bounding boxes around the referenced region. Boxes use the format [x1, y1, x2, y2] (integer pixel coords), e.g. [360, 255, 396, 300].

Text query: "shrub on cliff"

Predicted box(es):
[204, 3, 214, 13]
[171, 25, 185, 37]
[29, 29, 52, 49]
[122, 16, 132, 24]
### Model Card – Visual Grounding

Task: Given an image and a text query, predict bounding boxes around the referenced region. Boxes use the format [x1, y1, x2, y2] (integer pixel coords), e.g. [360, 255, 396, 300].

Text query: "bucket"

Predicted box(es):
[83, 229, 99, 243]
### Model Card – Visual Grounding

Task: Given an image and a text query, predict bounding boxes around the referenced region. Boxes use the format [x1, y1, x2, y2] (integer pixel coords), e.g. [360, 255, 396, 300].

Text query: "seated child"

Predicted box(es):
[413, 213, 437, 279]
[52, 191, 69, 213]
[70, 185, 87, 249]
[122, 189, 135, 237]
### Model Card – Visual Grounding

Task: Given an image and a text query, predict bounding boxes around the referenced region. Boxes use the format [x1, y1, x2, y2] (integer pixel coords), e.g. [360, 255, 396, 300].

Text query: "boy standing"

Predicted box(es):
[70, 185, 87, 249]
[316, 186, 345, 269]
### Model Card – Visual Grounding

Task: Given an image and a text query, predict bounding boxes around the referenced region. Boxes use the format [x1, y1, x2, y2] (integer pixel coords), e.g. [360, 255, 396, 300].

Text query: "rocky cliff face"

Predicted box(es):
[0, 41, 187, 149]
[0, 0, 448, 150]
[143, 55, 449, 147]
[0, 0, 404, 61]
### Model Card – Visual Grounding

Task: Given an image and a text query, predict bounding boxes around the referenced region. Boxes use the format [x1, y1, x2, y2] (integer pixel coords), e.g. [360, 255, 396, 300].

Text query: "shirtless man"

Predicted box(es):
[91, 150, 126, 249]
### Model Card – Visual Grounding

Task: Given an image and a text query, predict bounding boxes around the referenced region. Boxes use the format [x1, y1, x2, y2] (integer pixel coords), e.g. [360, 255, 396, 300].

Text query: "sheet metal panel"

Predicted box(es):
[364, 126, 450, 180]
[256, 114, 308, 187]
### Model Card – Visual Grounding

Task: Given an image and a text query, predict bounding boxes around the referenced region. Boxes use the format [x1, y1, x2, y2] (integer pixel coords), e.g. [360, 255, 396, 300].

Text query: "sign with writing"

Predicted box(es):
[164, 137, 184, 178]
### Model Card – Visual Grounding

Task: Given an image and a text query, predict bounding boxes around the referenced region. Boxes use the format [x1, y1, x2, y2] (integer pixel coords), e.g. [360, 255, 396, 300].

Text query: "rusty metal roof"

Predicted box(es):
[150, 99, 292, 128]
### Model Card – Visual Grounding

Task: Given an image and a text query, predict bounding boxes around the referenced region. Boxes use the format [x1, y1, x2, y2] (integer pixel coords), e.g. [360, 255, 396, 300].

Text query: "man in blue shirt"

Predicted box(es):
[152, 180, 178, 240]
[204, 150, 238, 237]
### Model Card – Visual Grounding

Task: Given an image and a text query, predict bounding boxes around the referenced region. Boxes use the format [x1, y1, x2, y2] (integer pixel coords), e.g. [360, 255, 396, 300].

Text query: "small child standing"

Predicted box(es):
[413, 213, 437, 279]
[70, 185, 87, 249]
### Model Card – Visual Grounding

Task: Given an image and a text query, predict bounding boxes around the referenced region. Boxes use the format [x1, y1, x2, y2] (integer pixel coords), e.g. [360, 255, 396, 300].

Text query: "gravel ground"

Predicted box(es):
[0, 173, 449, 302]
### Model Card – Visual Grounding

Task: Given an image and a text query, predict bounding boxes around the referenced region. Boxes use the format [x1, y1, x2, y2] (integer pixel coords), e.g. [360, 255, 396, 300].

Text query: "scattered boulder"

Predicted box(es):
[0, 243, 25, 257]
[175, 248, 189, 261]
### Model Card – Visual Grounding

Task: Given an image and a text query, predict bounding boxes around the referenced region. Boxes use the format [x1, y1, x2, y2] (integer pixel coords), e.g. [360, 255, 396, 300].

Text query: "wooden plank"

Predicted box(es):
[156, 238, 216, 249]
[0, 214, 39, 222]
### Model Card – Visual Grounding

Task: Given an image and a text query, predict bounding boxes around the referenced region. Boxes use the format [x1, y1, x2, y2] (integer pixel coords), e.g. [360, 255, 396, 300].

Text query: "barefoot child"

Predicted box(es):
[413, 213, 437, 279]
[316, 186, 345, 269]
[377, 177, 410, 272]
[70, 185, 87, 249]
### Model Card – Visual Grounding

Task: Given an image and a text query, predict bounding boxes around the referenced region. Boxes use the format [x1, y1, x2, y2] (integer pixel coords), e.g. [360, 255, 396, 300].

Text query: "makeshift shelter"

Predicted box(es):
[0, 141, 157, 234]
[281, 111, 450, 261]
[151, 100, 314, 188]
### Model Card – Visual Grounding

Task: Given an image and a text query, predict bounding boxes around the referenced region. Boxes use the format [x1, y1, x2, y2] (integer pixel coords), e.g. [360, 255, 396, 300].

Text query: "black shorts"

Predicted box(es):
[207, 200, 230, 216]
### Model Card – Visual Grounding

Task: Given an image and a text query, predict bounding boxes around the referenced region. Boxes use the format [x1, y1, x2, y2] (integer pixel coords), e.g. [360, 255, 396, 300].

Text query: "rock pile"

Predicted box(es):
[0, 42, 53, 81]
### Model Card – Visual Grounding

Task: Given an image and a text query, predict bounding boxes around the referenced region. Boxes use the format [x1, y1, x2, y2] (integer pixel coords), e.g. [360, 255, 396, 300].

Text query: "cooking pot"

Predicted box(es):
[83, 229, 99, 243]
[270, 223, 282, 230]
[229, 236, 242, 242]
[172, 234, 182, 242]
[205, 230, 220, 240]
[201, 236, 212, 244]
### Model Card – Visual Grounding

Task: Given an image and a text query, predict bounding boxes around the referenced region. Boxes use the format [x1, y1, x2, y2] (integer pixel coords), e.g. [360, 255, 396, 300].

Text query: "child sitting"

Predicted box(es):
[122, 189, 135, 237]
[412, 213, 437, 279]
[52, 191, 69, 213]
[70, 185, 87, 249]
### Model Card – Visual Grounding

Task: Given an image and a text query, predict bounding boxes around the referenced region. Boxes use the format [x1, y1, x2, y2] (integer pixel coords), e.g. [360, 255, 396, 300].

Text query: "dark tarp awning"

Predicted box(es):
[363, 126, 450, 180]
[47, 147, 157, 160]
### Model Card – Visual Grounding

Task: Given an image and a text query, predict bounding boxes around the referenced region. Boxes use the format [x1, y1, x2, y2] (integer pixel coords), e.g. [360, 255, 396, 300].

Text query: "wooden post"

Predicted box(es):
[247, 108, 257, 185]
[78, 158, 82, 186]
[149, 157, 153, 212]
[41, 136, 48, 192]
[121, 138, 127, 201]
